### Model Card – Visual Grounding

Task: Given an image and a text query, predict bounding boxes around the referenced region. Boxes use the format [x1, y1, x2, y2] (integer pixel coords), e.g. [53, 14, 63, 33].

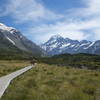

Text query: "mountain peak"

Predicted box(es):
[41, 35, 100, 55]
[65, 37, 72, 41]
[0, 22, 45, 57]
[0, 23, 15, 32]
[50, 34, 63, 39]
[80, 40, 90, 43]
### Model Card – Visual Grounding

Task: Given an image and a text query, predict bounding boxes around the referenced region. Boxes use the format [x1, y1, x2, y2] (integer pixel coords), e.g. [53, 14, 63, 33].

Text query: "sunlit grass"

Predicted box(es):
[1, 63, 100, 100]
[0, 60, 30, 77]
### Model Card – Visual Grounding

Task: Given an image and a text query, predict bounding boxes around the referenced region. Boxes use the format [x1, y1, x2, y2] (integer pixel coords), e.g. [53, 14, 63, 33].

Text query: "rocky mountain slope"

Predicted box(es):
[41, 35, 100, 55]
[0, 23, 45, 58]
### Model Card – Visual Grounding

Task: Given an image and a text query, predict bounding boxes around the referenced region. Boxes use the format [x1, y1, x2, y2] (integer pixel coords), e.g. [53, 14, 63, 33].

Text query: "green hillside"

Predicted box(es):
[0, 48, 34, 60]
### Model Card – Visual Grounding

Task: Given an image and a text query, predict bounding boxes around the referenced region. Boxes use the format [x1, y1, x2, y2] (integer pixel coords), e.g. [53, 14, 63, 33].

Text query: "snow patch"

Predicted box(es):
[6, 37, 15, 45]
[41, 46, 47, 51]
[50, 42, 58, 48]
[60, 43, 71, 48]
[47, 39, 56, 45]
[70, 44, 75, 47]
[79, 43, 90, 47]
[0, 23, 15, 32]
[84, 42, 95, 49]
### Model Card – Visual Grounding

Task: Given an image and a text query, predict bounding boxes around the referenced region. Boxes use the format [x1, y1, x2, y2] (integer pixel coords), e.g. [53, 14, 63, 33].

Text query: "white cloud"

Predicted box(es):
[87, 0, 100, 14]
[34, 0, 100, 42]
[92, 29, 100, 40]
[1, 0, 100, 43]
[27, 21, 91, 43]
[67, 0, 100, 17]
[0, 0, 62, 23]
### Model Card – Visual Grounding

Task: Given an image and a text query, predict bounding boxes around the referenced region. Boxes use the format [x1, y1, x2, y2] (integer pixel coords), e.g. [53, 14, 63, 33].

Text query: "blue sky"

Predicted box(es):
[0, 0, 100, 44]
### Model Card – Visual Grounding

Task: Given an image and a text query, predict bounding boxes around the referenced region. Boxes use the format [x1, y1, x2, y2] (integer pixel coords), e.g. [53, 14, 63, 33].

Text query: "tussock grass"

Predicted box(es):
[1, 63, 100, 100]
[0, 60, 30, 77]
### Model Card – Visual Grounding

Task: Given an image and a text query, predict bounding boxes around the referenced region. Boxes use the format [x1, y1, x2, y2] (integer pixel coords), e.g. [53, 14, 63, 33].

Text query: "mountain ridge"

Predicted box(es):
[41, 35, 100, 55]
[0, 23, 45, 59]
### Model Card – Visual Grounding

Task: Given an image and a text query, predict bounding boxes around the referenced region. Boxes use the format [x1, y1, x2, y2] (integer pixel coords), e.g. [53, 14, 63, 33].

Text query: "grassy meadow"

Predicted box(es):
[1, 63, 100, 100]
[0, 60, 30, 77]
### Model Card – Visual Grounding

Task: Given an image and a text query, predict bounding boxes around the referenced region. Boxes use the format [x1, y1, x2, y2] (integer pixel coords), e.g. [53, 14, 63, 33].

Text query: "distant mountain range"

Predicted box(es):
[0, 23, 45, 59]
[41, 35, 100, 55]
[0, 23, 100, 58]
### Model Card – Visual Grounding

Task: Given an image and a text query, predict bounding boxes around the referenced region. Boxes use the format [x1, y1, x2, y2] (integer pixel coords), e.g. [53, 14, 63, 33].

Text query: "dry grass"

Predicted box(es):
[1, 63, 100, 100]
[0, 60, 30, 77]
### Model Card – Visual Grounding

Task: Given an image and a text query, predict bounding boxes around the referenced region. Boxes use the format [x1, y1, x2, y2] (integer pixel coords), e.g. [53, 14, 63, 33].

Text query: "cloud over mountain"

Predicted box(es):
[0, 0, 100, 43]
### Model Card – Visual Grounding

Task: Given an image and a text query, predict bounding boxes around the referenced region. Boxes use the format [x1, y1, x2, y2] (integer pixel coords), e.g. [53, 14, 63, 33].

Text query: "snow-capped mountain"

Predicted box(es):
[0, 23, 45, 57]
[41, 35, 100, 55]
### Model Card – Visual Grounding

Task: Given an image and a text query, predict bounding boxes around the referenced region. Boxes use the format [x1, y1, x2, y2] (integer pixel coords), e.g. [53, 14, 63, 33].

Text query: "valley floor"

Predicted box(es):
[1, 64, 100, 100]
[0, 60, 30, 77]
